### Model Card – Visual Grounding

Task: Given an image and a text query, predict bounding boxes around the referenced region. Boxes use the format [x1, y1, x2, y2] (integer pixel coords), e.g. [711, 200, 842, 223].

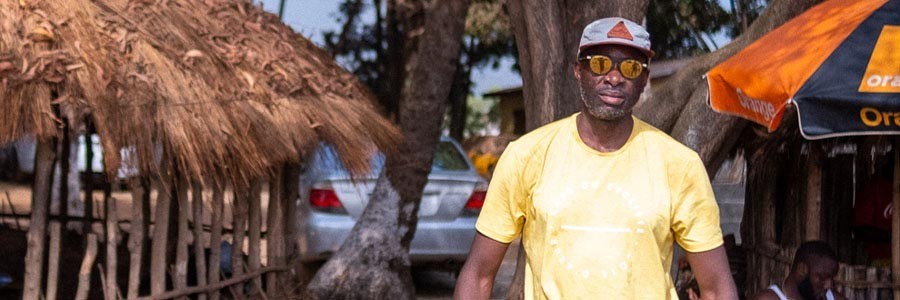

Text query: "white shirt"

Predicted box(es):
[768, 284, 835, 300]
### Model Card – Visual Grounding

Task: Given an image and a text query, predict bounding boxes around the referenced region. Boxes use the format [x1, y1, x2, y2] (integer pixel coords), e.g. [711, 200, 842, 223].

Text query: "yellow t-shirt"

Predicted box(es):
[475, 113, 723, 300]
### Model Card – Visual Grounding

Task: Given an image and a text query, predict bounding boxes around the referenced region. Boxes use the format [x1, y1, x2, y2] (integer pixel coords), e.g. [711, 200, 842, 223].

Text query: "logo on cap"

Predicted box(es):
[607, 21, 634, 41]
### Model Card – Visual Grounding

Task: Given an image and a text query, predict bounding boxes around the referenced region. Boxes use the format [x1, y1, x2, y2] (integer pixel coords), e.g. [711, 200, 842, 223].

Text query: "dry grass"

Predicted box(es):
[0, 0, 400, 186]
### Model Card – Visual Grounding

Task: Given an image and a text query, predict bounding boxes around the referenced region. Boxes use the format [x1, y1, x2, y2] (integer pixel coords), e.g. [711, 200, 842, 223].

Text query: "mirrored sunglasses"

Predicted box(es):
[578, 55, 648, 79]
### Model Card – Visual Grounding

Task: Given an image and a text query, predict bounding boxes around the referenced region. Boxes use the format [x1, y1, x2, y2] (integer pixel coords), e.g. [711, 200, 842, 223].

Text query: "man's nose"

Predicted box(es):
[602, 69, 624, 86]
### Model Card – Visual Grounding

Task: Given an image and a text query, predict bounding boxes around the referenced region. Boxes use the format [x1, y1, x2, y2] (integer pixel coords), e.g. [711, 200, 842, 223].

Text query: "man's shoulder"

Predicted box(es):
[750, 288, 782, 300]
[632, 117, 701, 163]
[505, 114, 574, 153]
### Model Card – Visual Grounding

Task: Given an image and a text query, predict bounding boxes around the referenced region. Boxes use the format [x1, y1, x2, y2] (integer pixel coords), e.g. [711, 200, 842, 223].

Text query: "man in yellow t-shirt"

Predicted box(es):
[454, 17, 737, 300]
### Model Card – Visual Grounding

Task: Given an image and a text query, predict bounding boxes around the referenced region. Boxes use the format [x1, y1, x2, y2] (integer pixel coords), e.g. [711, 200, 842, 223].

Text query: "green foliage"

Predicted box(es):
[646, 0, 767, 59]
[647, 0, 732, 59]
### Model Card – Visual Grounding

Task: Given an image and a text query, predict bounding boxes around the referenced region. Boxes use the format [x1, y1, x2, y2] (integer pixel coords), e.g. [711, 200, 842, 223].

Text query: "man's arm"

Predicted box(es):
[684, 245, 739, 300]
[454, 232, 510, 300]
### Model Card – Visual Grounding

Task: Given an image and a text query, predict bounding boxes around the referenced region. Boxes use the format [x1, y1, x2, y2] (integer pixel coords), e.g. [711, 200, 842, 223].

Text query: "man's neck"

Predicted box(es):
[576, 112, 634, 153]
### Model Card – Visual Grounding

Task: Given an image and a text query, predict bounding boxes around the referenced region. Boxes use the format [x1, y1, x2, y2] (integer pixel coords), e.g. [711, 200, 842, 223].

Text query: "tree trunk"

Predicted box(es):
[503, 2, 648, 298]
[506, 0, 648, 131]
[448, 60, 471, 141]
[304, 0, 470, 298]
[23, 137, 56, 300]
[634, 0, 823, 170]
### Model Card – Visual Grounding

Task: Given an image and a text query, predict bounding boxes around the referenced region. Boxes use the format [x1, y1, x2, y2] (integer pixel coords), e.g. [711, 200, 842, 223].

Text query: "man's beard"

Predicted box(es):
[797, 276, 819, 300]
[579, 86, 631, 120]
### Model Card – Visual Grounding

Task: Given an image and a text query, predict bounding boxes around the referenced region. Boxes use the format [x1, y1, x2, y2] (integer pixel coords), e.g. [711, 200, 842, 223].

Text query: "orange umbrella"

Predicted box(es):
[707, 0, 899, 139]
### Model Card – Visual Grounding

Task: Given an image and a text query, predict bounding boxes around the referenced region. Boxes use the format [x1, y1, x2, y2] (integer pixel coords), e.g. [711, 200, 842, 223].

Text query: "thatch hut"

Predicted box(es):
[736, 116, 897, 299]
[1, 0, 399, 299]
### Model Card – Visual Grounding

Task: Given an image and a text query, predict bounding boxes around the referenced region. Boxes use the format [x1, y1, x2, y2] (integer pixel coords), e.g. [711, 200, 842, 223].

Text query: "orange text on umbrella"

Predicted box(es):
[860, 107, 900, 127]
[859, 25, 900, 93]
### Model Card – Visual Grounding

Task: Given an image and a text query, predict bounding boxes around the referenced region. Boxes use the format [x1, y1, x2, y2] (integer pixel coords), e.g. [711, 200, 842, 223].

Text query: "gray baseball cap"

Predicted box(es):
[578, 17, 655, 58]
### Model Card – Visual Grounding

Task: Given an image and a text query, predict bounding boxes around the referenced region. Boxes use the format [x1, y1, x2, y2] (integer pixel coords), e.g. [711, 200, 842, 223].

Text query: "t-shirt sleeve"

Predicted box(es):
[475, 142, 528, 244]
[671, 154, 724, 253]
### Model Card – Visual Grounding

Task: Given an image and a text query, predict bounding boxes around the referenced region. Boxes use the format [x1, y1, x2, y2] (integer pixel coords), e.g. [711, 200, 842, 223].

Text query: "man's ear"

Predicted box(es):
[574, 63, 583, 81]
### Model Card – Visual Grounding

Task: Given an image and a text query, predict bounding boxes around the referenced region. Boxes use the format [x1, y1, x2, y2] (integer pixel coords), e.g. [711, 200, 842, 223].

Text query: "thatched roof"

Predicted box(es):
[0, 0, 399, 183]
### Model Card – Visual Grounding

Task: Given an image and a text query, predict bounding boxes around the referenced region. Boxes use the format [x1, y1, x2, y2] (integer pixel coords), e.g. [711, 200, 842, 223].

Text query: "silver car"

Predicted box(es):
[298, 136, 486, 270]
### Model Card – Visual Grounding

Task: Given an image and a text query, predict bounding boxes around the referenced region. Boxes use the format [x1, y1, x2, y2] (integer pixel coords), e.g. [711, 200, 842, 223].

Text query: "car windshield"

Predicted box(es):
[312, 140, 470, 175]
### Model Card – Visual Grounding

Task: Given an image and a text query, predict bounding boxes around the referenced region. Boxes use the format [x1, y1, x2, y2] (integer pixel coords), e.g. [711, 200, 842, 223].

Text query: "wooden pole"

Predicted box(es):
[23, 138, 56, 300]
[150, 177, 172, 295]
[208, 183, 225, 300]
[232, 184, 248, 276]
[106, 195, 119, 300]
[248, 180, 262, 292]
[806, 143, 822, 240]
[46, 221, 62, 300]
[127, 178, 147, 299]
[47, 129, 69, 300]
[84, 130, 94, 235]
[137, 265, 289, 300]
[192, 183, 208, 300]
[175, 176, 190, 299]
[281, 165, 300, 286]
[892, 145, 899, 300]
[266, 169, 284, 297]
[75, 233, 99, 300]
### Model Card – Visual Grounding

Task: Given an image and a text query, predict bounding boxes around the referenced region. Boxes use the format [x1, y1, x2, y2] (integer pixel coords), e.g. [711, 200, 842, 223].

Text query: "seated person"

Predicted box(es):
[752, 241, 845, 300]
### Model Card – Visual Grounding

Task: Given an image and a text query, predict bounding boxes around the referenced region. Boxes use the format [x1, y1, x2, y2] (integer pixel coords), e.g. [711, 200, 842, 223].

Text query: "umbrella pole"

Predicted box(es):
[893, 143, 900, 300]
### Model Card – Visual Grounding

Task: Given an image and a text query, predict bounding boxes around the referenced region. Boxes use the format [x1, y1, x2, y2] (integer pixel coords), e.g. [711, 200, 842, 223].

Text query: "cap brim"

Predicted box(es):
[578, 41, 655, 58]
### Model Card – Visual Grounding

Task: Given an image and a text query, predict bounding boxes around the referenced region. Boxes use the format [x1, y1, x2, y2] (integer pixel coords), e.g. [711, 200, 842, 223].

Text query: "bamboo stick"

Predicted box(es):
[46, 221, 61, 300]
[208, 184, 225, 300]
[23, 138, 56, 300]
[192, 183, 207, 300]
[175, 176, 190, 299]
[266, 170, 284, 296]
[150, 177, 172, 295]
[47, 125, 72, 300]
[84, 130, 94, 235]
[248, 180, 262, 291]
[281, 165, 300, 286]
[892, 146, 899, 300]
[232, 185, 248, 278]
[127, 178, 147, 299]
[136, 265, 289, 300]
[106, 195, 119, 300]
[75, 233, 99, 300]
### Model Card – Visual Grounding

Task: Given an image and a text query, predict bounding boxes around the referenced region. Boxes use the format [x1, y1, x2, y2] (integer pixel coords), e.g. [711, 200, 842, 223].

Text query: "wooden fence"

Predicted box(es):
[7, 138, 303, 300]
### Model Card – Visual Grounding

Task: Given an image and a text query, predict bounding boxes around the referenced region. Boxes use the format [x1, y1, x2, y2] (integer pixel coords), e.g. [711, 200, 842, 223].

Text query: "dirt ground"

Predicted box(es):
[0, 180, 517, 299]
